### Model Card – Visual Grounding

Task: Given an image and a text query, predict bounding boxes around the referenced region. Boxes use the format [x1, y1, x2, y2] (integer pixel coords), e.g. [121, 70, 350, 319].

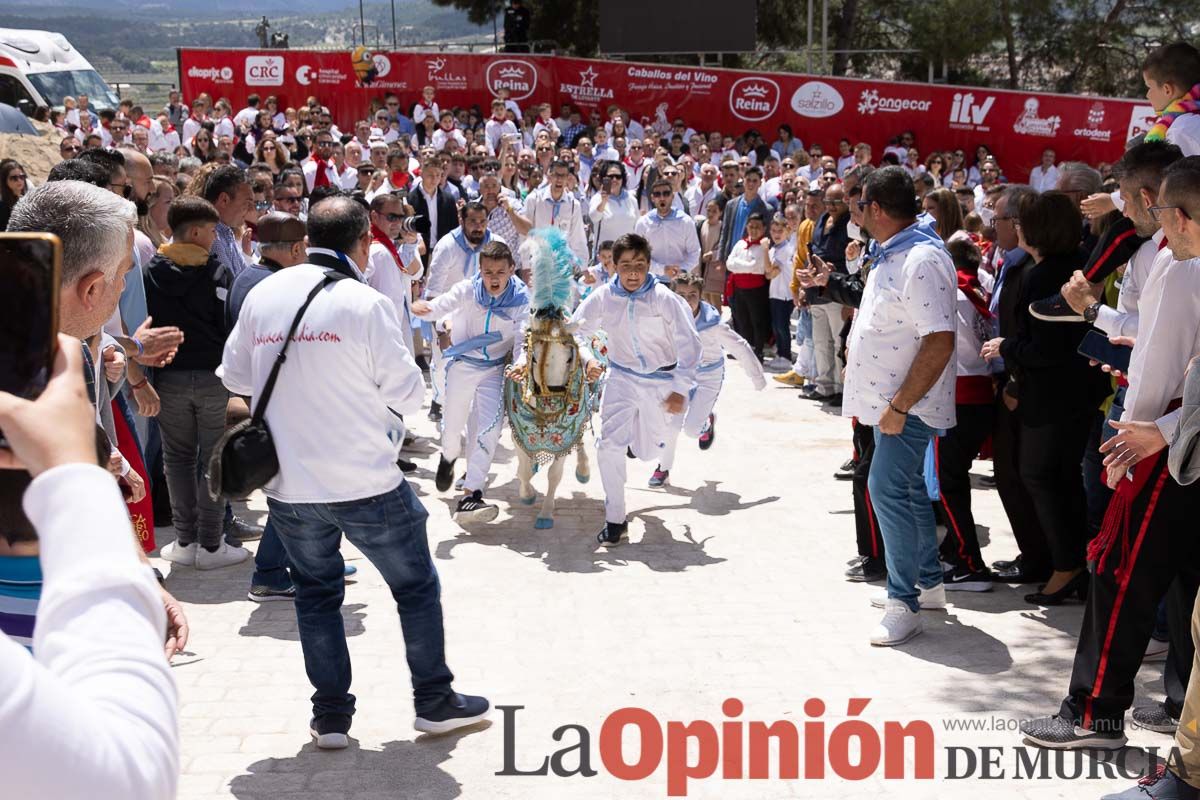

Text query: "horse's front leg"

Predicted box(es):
[535, 456, 566, 529]
[516, 449, 538, 505]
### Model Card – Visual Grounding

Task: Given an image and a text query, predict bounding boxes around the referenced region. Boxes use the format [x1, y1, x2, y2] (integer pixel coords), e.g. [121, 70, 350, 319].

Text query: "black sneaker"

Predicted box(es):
[991, 554, 1021, 571]
[309, 712, 352, 749]
[397, 457, 417, 474]
[1028, 293, 1085, 322]
[435, 456, 457, 492]
[1020, 714, 1126, 750]
[247, 584, 296, 602]
[1132, 703, 1180, 734]
[845, 556, 886, 582]
[942, 563, 994, 592]
[414, 692, 491, 734]
[626, 446, 636, 459]
[834, 457, 856, 481]
[1100, 765, 1199, 800]
[224, 514, 264, 542]
[428, 401, 443, 422]
[454, 490, 499, 523]
[597, 521, 628, 547]
[414, 354, 430, 372]
[698, 414, 716, 450]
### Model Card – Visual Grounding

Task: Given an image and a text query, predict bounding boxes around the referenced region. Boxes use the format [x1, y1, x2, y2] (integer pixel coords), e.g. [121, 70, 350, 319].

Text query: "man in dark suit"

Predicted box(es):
[408, 156, 459, 252]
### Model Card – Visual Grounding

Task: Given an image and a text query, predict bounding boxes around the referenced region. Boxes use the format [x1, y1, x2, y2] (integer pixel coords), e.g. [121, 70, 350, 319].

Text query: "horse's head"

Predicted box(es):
[529, 317, 576, 395]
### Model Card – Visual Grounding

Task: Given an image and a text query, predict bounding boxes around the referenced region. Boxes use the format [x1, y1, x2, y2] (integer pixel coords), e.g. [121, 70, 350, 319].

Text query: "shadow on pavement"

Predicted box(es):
[238, 602, 367, 641]
[229, 722, 489, 799]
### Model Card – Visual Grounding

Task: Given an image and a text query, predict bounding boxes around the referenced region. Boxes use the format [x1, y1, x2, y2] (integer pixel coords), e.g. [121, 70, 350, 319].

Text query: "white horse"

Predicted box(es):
[509, 313, 597, 529]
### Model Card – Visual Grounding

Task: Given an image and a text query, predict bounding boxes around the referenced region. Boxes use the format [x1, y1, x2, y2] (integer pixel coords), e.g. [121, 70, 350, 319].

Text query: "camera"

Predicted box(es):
[398, 215, 423, 235]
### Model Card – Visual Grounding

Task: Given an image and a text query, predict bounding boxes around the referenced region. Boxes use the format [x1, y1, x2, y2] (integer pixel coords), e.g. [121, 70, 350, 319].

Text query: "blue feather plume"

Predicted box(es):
[527, 226, 578, 312]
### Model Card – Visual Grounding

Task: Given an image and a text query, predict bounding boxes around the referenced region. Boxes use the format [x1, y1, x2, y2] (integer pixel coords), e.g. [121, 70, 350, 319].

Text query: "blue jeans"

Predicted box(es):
[250, 516, 292, 590]
[769, 299, 794, 361]
[268, 480, 454, 718]
[870, 415, 942, 612]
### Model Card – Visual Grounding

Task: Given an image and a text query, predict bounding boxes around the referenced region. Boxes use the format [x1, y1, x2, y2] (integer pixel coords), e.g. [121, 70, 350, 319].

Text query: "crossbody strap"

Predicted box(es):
[250, 269, 347, 426]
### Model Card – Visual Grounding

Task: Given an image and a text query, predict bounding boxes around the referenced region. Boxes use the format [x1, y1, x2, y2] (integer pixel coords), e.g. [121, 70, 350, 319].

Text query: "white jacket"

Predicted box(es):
[220, 256, 425, 503]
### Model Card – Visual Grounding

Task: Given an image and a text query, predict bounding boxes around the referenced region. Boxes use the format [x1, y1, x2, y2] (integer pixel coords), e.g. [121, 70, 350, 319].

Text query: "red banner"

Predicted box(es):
[179, 48, 1154, 181]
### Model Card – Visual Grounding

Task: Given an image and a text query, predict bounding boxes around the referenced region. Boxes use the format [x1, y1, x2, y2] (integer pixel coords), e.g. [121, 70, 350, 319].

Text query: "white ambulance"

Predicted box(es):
[0, 28, 119, 114]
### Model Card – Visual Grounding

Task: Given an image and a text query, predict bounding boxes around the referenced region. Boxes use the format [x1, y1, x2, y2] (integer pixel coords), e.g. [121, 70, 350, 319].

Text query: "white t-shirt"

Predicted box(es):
[769, 238, 795, 301]
[842, 232, 958, 429]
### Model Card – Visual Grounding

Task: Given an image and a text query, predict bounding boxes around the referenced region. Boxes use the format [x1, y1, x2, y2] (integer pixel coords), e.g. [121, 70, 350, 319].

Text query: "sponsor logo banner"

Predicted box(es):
[790, 80, 843, 119]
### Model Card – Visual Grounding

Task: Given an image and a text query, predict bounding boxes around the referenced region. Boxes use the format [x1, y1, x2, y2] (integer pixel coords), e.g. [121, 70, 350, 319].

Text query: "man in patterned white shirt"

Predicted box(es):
[841, 166, 957, 647]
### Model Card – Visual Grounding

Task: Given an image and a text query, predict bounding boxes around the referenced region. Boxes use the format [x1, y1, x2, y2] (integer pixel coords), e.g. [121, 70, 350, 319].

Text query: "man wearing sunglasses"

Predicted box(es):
[634, 179, 700, 279]
[58, 137, 82, 162]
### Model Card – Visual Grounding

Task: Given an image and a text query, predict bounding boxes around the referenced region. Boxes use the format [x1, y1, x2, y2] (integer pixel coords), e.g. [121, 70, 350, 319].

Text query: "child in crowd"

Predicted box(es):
[412, 241, 530, 523]
[579, 239, 615, 300]
[767, 213, 796, 366]
[569, 233, 701, 545]
[649, 272, 766, 487]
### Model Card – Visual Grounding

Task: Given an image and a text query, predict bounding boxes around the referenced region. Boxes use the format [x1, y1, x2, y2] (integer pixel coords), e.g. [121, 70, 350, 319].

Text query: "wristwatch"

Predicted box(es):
[1083, 301, 1102, 324]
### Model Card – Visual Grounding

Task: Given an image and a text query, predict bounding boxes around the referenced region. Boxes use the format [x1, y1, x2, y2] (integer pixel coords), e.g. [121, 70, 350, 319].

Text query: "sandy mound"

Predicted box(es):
[0, 120, 64, 183]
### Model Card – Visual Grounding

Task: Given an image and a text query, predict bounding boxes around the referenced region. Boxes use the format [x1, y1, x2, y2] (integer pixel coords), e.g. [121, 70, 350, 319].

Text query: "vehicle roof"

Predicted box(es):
[0, 28, 94, 73]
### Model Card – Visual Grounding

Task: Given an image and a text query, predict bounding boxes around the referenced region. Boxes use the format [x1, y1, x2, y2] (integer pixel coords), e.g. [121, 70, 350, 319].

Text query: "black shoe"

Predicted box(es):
[822, 392, 843, 406]
[454, 490, 499, 523]
[428, 401, 442, 422]
[247, 584, 296, 602]
[403, 435, 417, 447]
[414, 692, 491, 734]
[698, 414, 715, 450]
[626, 446, 636, 459]
[1028, 292, 1086, 322]
[994, 561, 1052, 585]
[224, 514, 264, 541]
[397, 457, 417, 474]
[1132, 703, 1180, 734]
[834, 457, 856, 481]
[942, 563, 994, 592]
[845, 555, 886, 582]
[309, 712, 352, 749]
[1024, 571, 1089, 605]
[992, 555, 1021, 571]
[1100, 765, 1199, 799]
[414, 354, 430, 372]
[1020, 714, 1126, 750]
[597, 521, 629, 547]
[798, 385, 819, 399]
[435, 456, 457, 492]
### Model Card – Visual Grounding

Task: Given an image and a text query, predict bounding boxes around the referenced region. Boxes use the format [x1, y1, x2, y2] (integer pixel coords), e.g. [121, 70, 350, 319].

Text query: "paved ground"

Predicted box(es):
[157, 359, 1172, 800]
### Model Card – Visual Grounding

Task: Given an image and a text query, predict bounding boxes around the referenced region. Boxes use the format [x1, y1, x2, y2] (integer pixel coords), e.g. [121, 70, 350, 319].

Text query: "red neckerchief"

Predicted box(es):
[742, 235, 759, 247]
[957, 267, 992, 320]
[135, 115, 152, 128]
[371, 223, 404, 270]
[491, 116, 507, 124]
[311, 155, 331, 189]
[390, 170, 411, 189]
[624, 156, 643, 170]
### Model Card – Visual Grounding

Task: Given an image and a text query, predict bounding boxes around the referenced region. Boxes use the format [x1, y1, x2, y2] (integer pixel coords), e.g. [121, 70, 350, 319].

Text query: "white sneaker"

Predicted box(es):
[870, 582, 946, 610]
[195, 541, 250, 570]
[160, 540, 198, 566]
[870, 599, 923, 646]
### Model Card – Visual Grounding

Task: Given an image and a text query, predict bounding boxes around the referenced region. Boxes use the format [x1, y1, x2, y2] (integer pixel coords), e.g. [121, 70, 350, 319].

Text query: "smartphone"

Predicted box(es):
[1077, 329, 1132, 374]
[0, 232, 62, 447]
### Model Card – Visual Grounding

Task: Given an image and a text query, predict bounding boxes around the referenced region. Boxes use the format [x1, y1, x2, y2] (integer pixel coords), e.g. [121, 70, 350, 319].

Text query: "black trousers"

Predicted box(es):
[852, 420, 884, 561]
[1019, 411, 1093, 572]
[935, 402, 995, 572]
[1082, 408, 1116, 541]
[991, 392, 1052, 578]
[1061, 452, 1200, 731]
[731, 284, 770, 358]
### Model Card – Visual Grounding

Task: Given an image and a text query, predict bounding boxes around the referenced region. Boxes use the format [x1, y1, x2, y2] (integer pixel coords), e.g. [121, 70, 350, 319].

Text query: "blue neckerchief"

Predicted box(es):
[473, 274, 529, 321]
[865, 222, 947, 267]
[916, 213, 939, 238]
[443, 331, 503, 360]
[609, 272, 658, 298]
[647, 208, 686, 226]
[451, 227, 492, 280]
[695, 301, 721, 332]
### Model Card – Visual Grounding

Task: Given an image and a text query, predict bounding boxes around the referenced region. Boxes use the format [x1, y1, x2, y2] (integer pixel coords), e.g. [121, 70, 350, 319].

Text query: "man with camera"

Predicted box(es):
[365, 193, 423, 356]
[220, 195, 490, 748]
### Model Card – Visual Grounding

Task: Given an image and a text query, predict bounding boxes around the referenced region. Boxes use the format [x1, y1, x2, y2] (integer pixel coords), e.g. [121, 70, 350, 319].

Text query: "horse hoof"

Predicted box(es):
[519, 493, 538, 506]
[576, 469, 590, 484]
[535, 517, 554, 529]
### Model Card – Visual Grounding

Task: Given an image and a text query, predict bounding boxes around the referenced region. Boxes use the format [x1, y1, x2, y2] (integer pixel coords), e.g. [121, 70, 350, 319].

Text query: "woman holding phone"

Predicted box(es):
[588, 161, 639, 260]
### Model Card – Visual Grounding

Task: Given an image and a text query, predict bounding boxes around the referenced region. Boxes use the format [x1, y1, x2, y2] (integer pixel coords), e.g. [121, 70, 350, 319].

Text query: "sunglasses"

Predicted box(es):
[8, 173, 26, 181]
[606, 174, 623, 180]
[651, 191, 673, 198]
[383, 213, 408, 222]
[276, 196, 302, 204]
[61, 143, 81, 153]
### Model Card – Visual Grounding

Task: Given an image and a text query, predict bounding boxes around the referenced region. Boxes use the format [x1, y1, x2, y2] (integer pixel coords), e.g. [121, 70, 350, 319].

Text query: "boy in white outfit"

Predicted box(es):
[412, 241, 530, 523]
[569, 233, 702, 546]
[649, 272, 766, 487]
